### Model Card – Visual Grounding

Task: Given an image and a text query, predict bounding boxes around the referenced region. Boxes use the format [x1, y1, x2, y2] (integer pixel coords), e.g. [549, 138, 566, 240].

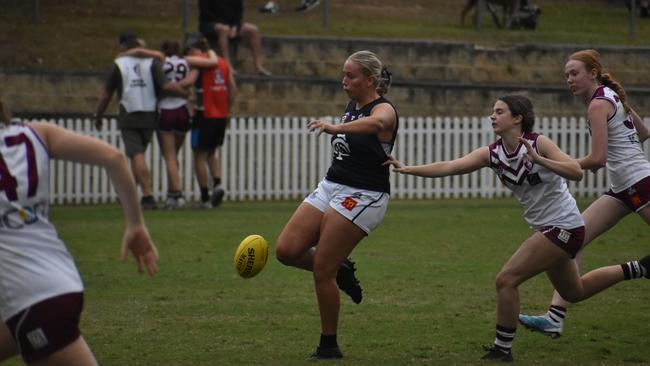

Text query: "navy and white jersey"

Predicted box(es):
[0, 123, 83, 321]
[159, 55, 189, 110]
[588, 86, 650, 193]
[326, 97, 398, 193]
[488, 132, 584, 231]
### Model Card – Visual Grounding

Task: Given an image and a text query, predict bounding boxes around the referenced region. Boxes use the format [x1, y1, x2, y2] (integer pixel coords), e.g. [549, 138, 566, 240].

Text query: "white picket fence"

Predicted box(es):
[21, 116, 650, 204]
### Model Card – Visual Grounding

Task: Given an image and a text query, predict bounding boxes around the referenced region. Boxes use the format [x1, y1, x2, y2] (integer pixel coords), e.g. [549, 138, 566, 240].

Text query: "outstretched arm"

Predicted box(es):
[30, 122, 159, 276]
[308, 103, 396, 136]
[384, 146, 490, 178]
[520, 135, 583, 181]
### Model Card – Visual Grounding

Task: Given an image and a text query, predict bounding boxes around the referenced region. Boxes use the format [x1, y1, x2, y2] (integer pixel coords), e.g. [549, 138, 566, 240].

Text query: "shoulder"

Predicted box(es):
[488, 137, 502, 151]
[589, 87, 617, 110]
[587, 98, 613, 119]
[370, 98, 397, 115]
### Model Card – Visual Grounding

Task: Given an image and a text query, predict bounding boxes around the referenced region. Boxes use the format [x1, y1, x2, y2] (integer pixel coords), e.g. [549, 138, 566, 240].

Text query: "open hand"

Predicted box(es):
[383, 155, 408, 173]
[307, 119, 336, 136]
[518, 137, 540, 164]
[121, 225, 159, 276]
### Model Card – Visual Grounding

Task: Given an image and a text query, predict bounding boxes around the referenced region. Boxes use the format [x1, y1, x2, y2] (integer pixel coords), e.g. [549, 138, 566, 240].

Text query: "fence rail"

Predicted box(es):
[21, 116, 650, 204]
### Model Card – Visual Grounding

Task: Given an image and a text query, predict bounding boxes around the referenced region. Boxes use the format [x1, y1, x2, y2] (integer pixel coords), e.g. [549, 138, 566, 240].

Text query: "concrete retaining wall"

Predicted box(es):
[3, 36, 650, 117]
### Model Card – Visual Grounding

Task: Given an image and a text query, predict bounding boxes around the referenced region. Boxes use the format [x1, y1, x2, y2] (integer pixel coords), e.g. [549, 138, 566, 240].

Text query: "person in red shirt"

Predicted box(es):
[184, 37, 237, 208]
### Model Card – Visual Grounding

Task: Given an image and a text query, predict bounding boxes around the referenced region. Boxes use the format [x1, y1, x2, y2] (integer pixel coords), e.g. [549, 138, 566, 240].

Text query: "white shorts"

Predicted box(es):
[303, 179, 390, 234]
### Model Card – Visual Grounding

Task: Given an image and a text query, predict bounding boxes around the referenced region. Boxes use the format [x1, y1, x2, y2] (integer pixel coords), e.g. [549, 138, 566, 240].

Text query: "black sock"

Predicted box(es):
[319, 334, 337, 348]
[200, 187, 209, 202]
[621, 260, 645, 280]
[493, 325, 516, 353]
[213, 177, 221, 187]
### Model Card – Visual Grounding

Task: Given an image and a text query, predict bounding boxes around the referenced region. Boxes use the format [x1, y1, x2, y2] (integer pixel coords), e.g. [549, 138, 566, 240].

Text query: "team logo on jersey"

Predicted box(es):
[343, 112, 363, 123]
[332, 135, 350, 160]
[623, 117, 635, 130]
[342, 197, 358, 211]
[133, 64, 142, 77]
[557, 229, 571, 244]
[526, 172, 541, 186]
[214, 70, 224, 85]
[129, 63, 146, 88]
[0, 200, 48, 229]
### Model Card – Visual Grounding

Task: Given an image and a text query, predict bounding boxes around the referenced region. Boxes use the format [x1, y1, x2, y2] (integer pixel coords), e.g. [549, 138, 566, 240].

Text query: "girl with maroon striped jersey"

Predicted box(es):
[0, 100, 158, 365]
[519, 49, 650, 339]
[386, 95, 650, 362]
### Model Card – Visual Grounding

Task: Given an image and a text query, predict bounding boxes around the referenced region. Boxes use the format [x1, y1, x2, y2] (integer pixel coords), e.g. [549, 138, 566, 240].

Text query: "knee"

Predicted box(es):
[214, 23, 229, 34]
[312, 260, 336, 284]
[241, 23, 260, 37]
[275, 239, 300, 266]
[494, 271, 517, 291]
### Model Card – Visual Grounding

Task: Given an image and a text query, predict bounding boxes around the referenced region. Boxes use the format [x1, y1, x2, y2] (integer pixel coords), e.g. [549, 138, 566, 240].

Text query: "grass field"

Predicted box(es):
[4, 198, 649, 365]
[1, 0, 650, 71]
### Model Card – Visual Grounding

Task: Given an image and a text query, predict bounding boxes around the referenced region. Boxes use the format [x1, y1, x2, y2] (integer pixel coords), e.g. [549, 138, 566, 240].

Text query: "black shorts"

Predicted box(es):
[159, 106, 190, 134]
[198, 22, 242, 42]
[5, 292, 83, 363]
[191, 112, 227, 151]
[604, 175, 650, 212]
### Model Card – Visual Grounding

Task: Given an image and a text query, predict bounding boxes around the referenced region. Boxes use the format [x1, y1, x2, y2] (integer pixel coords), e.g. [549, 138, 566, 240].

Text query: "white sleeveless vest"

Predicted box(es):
[115, 56, 157, 113]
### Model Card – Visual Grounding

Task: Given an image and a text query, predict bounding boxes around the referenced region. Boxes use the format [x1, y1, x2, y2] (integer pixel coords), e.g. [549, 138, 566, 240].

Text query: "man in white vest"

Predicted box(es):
[94, 31, 187, 209]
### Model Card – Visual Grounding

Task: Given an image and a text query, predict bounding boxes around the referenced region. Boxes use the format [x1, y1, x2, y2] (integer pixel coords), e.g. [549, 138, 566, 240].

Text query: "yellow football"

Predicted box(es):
[233, 234, 269, 278]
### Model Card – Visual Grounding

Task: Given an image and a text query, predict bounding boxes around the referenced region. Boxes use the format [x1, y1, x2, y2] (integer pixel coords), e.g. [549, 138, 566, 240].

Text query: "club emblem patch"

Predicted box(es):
[342, 197, 358, 211]
[557, 229, 571, 244]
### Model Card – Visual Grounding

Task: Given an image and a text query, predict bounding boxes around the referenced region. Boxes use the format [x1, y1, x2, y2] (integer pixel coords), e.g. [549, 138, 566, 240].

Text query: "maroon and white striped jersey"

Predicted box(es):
[159, 55, 189, 110]
[588, 86, 650, 193]
[488, 132, 584, 231]
[0, 122, 83, 321]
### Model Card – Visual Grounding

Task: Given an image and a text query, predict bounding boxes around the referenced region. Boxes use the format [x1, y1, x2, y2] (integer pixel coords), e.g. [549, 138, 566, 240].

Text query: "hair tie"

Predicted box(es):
[381, 67, 392, 80]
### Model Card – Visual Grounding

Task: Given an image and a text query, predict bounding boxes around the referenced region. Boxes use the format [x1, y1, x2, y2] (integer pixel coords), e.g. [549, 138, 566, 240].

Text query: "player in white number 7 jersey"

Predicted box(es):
[0, 99, 158, 366]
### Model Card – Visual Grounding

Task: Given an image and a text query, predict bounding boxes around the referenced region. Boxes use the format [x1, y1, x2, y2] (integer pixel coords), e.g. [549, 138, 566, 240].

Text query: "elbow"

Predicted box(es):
[594, 157, 607, 170]
[572, 169, 584, 182]
[582, 156, 606, 171]
[641, 133, 650, 143]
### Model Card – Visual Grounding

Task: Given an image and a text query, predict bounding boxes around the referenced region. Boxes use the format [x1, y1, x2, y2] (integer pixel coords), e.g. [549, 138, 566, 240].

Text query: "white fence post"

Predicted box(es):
[19, 116, 650, 204]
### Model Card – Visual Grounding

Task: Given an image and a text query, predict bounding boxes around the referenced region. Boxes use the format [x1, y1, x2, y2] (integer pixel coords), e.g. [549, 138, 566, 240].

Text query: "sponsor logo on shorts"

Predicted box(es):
[26, 328, 48, 350]
[342, 197, 358, 211]
[631, 194, 641, 208]
[557, 229, 571, 244]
